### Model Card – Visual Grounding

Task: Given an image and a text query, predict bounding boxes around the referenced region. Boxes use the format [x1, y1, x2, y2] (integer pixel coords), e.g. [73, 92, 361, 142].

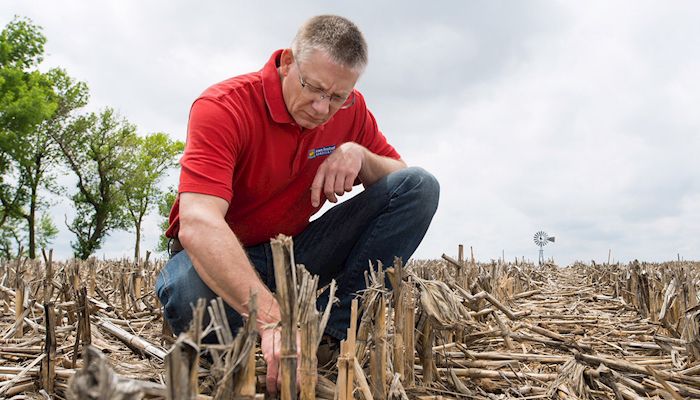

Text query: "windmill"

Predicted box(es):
[534, 231, 555, 265]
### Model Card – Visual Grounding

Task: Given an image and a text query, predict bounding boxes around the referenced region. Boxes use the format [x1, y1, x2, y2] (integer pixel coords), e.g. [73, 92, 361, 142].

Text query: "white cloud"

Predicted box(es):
[414, 1, 700, 264]
[2, 1, 698, 265]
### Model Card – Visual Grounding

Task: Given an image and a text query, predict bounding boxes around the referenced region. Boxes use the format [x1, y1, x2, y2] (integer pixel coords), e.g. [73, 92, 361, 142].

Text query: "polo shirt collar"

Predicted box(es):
[262, 49, 294, 124]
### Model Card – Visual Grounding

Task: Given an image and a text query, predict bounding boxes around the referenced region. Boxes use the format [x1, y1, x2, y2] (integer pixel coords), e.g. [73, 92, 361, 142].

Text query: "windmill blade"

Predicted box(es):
[534, 230, 549, 246]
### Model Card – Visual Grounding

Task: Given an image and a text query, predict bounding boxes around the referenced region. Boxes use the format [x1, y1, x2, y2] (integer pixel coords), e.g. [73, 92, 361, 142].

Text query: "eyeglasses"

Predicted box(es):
[296, 60, 355, 109]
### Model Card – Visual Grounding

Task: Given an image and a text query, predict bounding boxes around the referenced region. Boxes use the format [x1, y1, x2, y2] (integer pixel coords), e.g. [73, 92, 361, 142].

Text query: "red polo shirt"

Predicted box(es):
[166, 50, 400, 246]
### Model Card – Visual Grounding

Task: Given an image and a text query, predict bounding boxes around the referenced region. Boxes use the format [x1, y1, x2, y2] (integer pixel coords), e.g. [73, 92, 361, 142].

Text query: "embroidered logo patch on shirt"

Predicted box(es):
[308, 145, 336, 159]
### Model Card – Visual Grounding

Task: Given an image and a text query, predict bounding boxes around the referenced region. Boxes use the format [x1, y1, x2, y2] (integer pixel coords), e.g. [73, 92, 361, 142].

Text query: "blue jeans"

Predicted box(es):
[156, 166, 439, 340]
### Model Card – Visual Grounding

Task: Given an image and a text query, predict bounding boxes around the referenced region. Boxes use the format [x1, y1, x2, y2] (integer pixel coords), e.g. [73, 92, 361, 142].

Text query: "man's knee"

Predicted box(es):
[156, 252, 216, 335]
[390, 166, 440, 216]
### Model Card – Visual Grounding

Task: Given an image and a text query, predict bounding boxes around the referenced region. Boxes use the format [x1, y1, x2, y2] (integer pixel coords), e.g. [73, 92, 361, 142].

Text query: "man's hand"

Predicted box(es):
[260, 326, 302, 395]
[260, 326, 282, 395]
[311, 142, 365, 207]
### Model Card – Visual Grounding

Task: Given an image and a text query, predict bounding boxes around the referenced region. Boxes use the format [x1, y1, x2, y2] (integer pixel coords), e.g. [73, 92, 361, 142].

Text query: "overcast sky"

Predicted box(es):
[2, 1, 699, 265]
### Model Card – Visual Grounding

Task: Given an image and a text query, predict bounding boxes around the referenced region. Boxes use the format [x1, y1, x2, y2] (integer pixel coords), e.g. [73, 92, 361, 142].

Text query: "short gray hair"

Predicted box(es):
[292, 15, 368, 73]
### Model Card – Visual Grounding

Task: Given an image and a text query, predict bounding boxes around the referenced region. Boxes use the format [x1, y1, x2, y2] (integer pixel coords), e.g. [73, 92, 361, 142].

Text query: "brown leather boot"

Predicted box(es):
[317, 334, 341, 369]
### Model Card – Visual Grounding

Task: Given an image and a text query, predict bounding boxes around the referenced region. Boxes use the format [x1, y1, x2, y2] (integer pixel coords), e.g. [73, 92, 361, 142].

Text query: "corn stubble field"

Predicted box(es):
[1, 236, 700, 399]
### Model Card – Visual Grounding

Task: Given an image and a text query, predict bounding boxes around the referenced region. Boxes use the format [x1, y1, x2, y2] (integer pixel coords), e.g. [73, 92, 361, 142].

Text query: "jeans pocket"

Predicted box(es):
[156, 255, 180, 306]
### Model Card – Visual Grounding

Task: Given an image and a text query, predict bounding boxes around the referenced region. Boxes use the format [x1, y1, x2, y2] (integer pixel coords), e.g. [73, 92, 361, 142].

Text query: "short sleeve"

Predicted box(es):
[178, 98, 244, 201]
[352, 91, 401, 160]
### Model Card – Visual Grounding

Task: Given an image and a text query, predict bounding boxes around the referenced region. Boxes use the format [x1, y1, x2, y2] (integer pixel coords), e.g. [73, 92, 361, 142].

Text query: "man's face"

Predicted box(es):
[280, 49, 360, 130]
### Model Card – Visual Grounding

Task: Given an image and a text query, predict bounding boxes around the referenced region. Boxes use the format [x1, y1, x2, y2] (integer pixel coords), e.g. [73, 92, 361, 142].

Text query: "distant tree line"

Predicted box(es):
[0, 16, 183, 261]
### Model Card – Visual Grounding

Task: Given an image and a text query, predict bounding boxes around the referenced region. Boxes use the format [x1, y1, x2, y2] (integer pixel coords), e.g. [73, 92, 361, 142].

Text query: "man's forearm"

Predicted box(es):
[179, 219, 280, 330]
[358, 146, 407, 187]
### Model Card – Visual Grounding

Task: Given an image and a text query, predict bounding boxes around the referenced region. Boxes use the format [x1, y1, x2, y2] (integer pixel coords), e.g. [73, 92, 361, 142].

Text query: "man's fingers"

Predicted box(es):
[334, 173, 347, 196]
[313, 149, 362, 206]
[324, 173, 338, 203]
[266, 358, 278, 394]
[310, 166, 326, 208]
[344, 173, 355, 193]
[277, 366, 283, 394]
[263, 327, 280, 396]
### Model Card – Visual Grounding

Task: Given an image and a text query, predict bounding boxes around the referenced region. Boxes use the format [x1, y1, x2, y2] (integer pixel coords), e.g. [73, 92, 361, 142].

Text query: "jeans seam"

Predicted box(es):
[156, 266, 171, 302]
[342, 190, 396, 294]
[156, 280, 174, 326]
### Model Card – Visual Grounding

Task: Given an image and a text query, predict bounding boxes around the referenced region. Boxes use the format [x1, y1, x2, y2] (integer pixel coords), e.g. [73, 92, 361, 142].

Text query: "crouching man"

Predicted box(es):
[156, 14, 439, 394]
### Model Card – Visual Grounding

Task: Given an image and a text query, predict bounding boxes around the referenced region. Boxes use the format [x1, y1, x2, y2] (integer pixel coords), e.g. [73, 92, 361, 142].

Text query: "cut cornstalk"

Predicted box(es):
[354, 357, 374, 400]
[337, 340, 348, 400]
[88, 257, 96, 297]
[299, 288, 318, 400]
[40, 302, 56, 394]
[165, 333, 199, 399]
[421, 320, 435, 385]
[271, 235, 297, 400]
[389, 258, 405, 381]
[404, 278, 416, 387]
[345, 299, 358, 400]
[14, 273, 24, 339]
[94, 318, 167, 361]
[369, 266, 387, 399]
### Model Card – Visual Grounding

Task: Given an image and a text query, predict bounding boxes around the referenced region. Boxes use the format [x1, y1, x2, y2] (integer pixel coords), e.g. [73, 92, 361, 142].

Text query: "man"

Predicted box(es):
[156, 15, 439, 393]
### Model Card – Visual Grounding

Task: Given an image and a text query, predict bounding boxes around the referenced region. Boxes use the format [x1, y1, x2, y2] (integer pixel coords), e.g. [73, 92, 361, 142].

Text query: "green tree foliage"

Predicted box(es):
[156, 189, 177, 253]
[1, 17, 54, 230]
[36, 212, 58, 250]
[0, 212, 57, 260]
[52, 108, 138, 259]
[11, 70, 88, 259]
[122, 134, 183, 260]
[0, 16, 46, 69]
[0, 220, 22, 260]
[2, 16, 179, 261]
[0, 17, 81, 258]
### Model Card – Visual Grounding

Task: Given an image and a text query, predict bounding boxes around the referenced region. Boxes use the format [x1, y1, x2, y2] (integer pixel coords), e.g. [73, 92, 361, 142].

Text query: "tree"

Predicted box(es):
[35, 212, 58, 251]
[122, 133, 183, 260]
[2, 71, 56, 260]
[52, 108, 138, 259]
[0, 212, 57, 260]
[10, 69, 88, 258]
[0, 17, 70, 258]
[0, 219, 22, 260]
[0, 16, 46, 69]
[156, 189, 177, 253]
[1, 17, 53, 229]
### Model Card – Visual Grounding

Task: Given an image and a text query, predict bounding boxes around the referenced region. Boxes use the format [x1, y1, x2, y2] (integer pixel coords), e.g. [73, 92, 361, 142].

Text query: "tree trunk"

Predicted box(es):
[79, 206, 108, 260]
[27, 179, 38, 260]
[77, 214, 103, 260]
[134, 218, 141, 262]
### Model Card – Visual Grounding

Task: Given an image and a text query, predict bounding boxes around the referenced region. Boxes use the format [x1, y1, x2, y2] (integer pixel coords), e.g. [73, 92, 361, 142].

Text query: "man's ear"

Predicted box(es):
[279, 48, 294, 77]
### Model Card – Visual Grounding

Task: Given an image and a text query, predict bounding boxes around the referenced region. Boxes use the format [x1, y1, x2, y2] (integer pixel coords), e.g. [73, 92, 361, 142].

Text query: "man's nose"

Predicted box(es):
[310, 97, 331, 115]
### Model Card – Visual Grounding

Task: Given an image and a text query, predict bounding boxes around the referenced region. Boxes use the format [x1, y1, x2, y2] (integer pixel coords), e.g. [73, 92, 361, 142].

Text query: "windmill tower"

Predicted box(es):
[533, 231, 555, 265]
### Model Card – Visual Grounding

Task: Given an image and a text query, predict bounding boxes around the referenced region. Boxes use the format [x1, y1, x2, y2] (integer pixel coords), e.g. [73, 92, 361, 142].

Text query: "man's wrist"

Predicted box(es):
[256, 307, 281, 332]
